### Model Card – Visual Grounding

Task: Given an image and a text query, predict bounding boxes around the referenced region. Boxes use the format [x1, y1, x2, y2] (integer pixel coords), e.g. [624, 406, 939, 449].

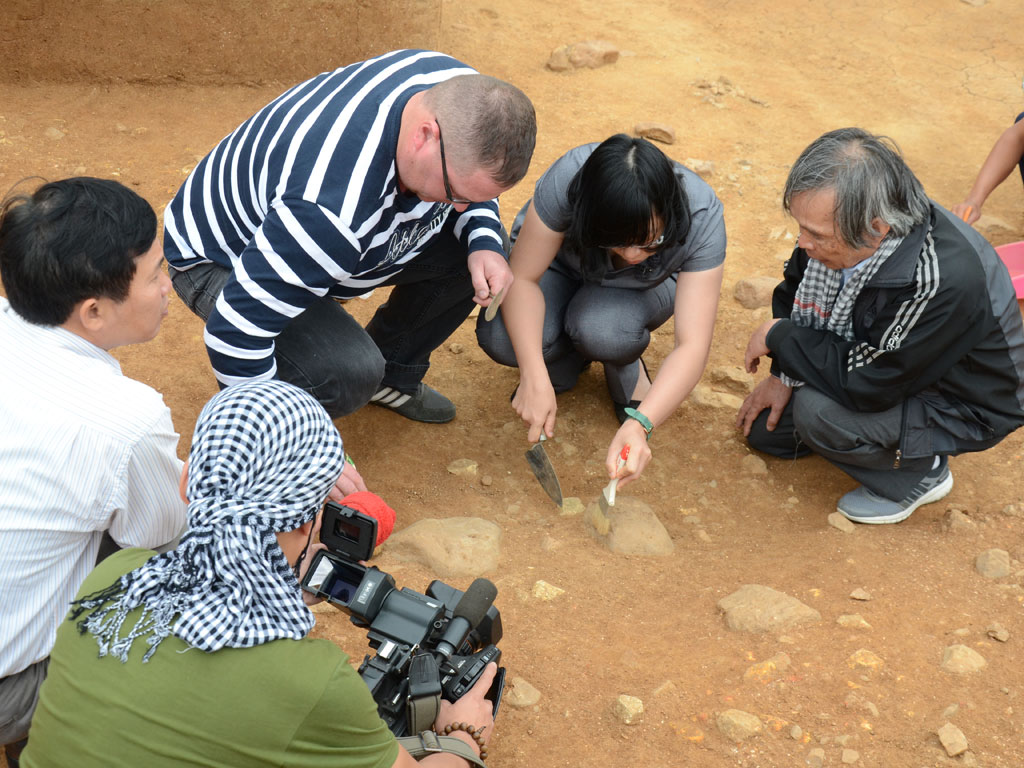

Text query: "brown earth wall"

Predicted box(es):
[0, 0, 441, 85]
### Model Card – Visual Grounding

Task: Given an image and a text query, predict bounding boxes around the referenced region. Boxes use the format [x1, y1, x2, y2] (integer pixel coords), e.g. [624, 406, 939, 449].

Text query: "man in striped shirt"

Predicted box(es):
[165, 50, 536, 423]
[0, 178, 187, 765]
[737, 128, 1024, 525]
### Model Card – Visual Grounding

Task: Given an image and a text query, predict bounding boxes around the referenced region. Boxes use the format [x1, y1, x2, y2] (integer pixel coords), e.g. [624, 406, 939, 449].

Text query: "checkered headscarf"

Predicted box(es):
[71, 380, 346, 662]
[780, 234, 902, 388]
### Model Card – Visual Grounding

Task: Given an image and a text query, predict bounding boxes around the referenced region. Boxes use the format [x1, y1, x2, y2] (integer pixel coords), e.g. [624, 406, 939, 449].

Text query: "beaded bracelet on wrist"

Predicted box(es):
[441, 722, 488, 762]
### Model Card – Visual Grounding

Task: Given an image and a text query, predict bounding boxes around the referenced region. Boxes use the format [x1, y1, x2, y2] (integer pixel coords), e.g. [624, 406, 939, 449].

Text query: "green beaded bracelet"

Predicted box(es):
[623, 407, 653, 439]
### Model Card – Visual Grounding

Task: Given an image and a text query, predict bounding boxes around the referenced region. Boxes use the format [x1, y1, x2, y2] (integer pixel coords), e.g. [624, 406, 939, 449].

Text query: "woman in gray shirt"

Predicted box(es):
[477, 135, 726, 487]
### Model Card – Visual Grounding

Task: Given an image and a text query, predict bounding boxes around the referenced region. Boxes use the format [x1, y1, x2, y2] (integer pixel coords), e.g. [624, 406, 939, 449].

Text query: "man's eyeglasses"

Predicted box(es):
[437, 120, 473, 205]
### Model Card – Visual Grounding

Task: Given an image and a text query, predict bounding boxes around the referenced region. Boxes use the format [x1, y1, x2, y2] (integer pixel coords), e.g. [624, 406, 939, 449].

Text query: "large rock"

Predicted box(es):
[546, 40, 619, 71]
[718, 584, 821, 633]
[975, 548, 1010, 579]
[584, 496, 674, 555]
[717, 709, 763, 741]
[385, 517, 500, 577]
[733, 276, 778, 309]
[941, 644, 986, 674]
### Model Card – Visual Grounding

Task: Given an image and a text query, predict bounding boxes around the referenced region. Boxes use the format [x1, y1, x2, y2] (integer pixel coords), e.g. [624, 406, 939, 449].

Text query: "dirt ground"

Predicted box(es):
[3, 1, 1024, 766]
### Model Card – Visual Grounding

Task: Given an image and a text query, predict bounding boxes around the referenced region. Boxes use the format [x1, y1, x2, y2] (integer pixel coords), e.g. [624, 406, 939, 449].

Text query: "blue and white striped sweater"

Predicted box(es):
[164, 49, 504, 385]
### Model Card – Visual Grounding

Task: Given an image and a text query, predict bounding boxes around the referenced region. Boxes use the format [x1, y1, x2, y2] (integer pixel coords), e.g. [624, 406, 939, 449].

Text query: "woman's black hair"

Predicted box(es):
[564, 134, 690, 274]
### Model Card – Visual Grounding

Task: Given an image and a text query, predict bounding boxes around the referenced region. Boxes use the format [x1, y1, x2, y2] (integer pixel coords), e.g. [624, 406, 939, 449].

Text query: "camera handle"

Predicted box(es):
[406, 651, 442, 735]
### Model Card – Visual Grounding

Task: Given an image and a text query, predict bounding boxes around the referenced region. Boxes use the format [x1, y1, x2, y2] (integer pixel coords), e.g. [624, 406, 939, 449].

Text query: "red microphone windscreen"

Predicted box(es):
[339, 491, 396, 546]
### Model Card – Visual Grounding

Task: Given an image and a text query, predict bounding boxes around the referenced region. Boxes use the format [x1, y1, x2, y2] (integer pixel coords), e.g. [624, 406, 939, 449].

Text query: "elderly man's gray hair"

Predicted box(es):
[783, 127, 930, 249]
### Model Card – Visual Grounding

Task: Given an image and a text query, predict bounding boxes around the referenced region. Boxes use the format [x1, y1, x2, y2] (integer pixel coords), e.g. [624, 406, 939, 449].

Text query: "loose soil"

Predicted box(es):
[2, 1, 1023, 766]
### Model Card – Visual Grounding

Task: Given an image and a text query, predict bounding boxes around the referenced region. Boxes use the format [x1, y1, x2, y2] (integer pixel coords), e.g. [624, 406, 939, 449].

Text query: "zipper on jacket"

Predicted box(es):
[893, 448, 901, 469]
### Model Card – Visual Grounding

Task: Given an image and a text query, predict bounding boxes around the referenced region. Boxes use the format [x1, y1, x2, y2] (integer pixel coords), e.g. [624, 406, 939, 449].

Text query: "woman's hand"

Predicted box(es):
[606, 419, 652, 490]
[513, 375, 558, 443]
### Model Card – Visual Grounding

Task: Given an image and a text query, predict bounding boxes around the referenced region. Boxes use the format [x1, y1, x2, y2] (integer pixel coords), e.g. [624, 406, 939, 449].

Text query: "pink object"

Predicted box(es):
[339, 491, 396, 545]
[995, 240, 1024, 299]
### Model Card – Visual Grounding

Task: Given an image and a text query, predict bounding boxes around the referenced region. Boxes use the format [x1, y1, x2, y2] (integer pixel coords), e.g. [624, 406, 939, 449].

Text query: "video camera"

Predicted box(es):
[301, 502, 505, 736]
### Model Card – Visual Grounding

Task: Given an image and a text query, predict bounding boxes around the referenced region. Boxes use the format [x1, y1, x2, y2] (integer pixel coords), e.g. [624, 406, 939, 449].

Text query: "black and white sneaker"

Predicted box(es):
[836, 457, 953, 524]
[369, 383, 455, 423]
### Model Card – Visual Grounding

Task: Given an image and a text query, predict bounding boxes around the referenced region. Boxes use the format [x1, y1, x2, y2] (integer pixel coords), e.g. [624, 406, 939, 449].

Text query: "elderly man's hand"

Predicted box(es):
[467, 249, 513, 307]
[744, 318, 782, 374]
[736, 375, 793, 437]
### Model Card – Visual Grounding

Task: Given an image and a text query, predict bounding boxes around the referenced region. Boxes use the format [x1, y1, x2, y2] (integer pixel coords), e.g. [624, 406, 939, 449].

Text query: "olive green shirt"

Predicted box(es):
[23, 549, 399, 768]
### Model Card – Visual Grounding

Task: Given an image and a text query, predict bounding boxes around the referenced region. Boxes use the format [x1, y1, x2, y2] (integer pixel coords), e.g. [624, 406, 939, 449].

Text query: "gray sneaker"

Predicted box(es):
[369, 383, 455, 423]
[836, 458, 953, 524]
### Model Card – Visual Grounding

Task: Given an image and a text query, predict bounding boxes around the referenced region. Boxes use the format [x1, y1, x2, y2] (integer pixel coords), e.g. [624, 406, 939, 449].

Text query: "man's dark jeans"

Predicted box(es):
[172, 216, 488, 418]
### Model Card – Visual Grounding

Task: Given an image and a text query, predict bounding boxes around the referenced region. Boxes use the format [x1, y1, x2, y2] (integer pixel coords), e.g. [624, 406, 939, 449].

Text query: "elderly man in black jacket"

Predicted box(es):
[737, 127, 1024, 524]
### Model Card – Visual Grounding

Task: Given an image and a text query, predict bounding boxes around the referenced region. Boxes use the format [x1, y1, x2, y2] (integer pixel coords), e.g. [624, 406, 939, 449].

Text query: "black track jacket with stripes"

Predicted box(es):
[765, 203, 1024, 459]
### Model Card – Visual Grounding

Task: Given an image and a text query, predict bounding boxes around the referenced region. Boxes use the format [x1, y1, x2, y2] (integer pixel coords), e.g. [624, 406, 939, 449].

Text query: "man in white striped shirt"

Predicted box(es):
[165, 50, 536, 423]
[0, 178, 187, 764]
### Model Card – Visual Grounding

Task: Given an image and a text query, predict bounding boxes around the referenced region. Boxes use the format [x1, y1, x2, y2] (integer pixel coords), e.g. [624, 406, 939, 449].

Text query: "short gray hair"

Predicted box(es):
[424, 74, 536, 188]
[783, 127, 930, 249]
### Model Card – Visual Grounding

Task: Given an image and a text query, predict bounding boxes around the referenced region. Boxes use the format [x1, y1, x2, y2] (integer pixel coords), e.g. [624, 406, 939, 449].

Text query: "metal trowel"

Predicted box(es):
[524, 434, 563, 508]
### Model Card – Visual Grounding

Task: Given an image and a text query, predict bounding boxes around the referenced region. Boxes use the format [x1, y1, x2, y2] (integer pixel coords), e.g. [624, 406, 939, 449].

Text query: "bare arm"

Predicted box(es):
[500, 203, 566, 442]
[610, 264, 724, 488]
[952, 119, 1024, 224]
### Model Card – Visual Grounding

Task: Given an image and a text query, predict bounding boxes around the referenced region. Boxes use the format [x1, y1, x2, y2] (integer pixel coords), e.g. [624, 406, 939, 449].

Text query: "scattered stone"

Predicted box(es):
[652, 679, 676, 697]
[505, 676, 541, 708]
[941, 644, 986, 674]
[937, 722, 969, 756]
[807, 747, 826, 767]
[975, 548, 1010, 579]
[959, 0, 985, 6]
[718, 584, 821, 633]
[987, 622, 1010, 642]
[614, 694, 644, 724]
[975, 213, 1013, 233]
[953, 627, 971, 637]
[716, 709, 763, 741]
[740, 453, 768, 476]
[689, 384, 744, 410]
[850, 588, 873, 601]
[695, 529, 713, 543]
[828, 512, 856, 533]
[584, 496, 675, 555]
[846, 649, 884, 673]
[532, 580, 565, 600]
[790, 724, 803, 740]
[44, 126, 65, 140]
[709, 365, 754, 395]
[733, 276, 778, 309]
[744, 651, 791, 683]
[837, 614, 871, 629]
[387, 517, 501, 577]
[943, 507, 977, 531]
[539, 534, 560, 552]
[480, 475, 493, 487]
[634, 122, 675, 144]
[546, 40, 620, 71]
[1001, 502, 1023, 518]
[863, 701, 879, 717]
[942, 703, 960, 719]
[841, 748, 860, 764]
[448, 342, 464, 354]
[559, 497, 585, 517]
[684, 157, 715, 177]
[446, 458, 478, 477]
